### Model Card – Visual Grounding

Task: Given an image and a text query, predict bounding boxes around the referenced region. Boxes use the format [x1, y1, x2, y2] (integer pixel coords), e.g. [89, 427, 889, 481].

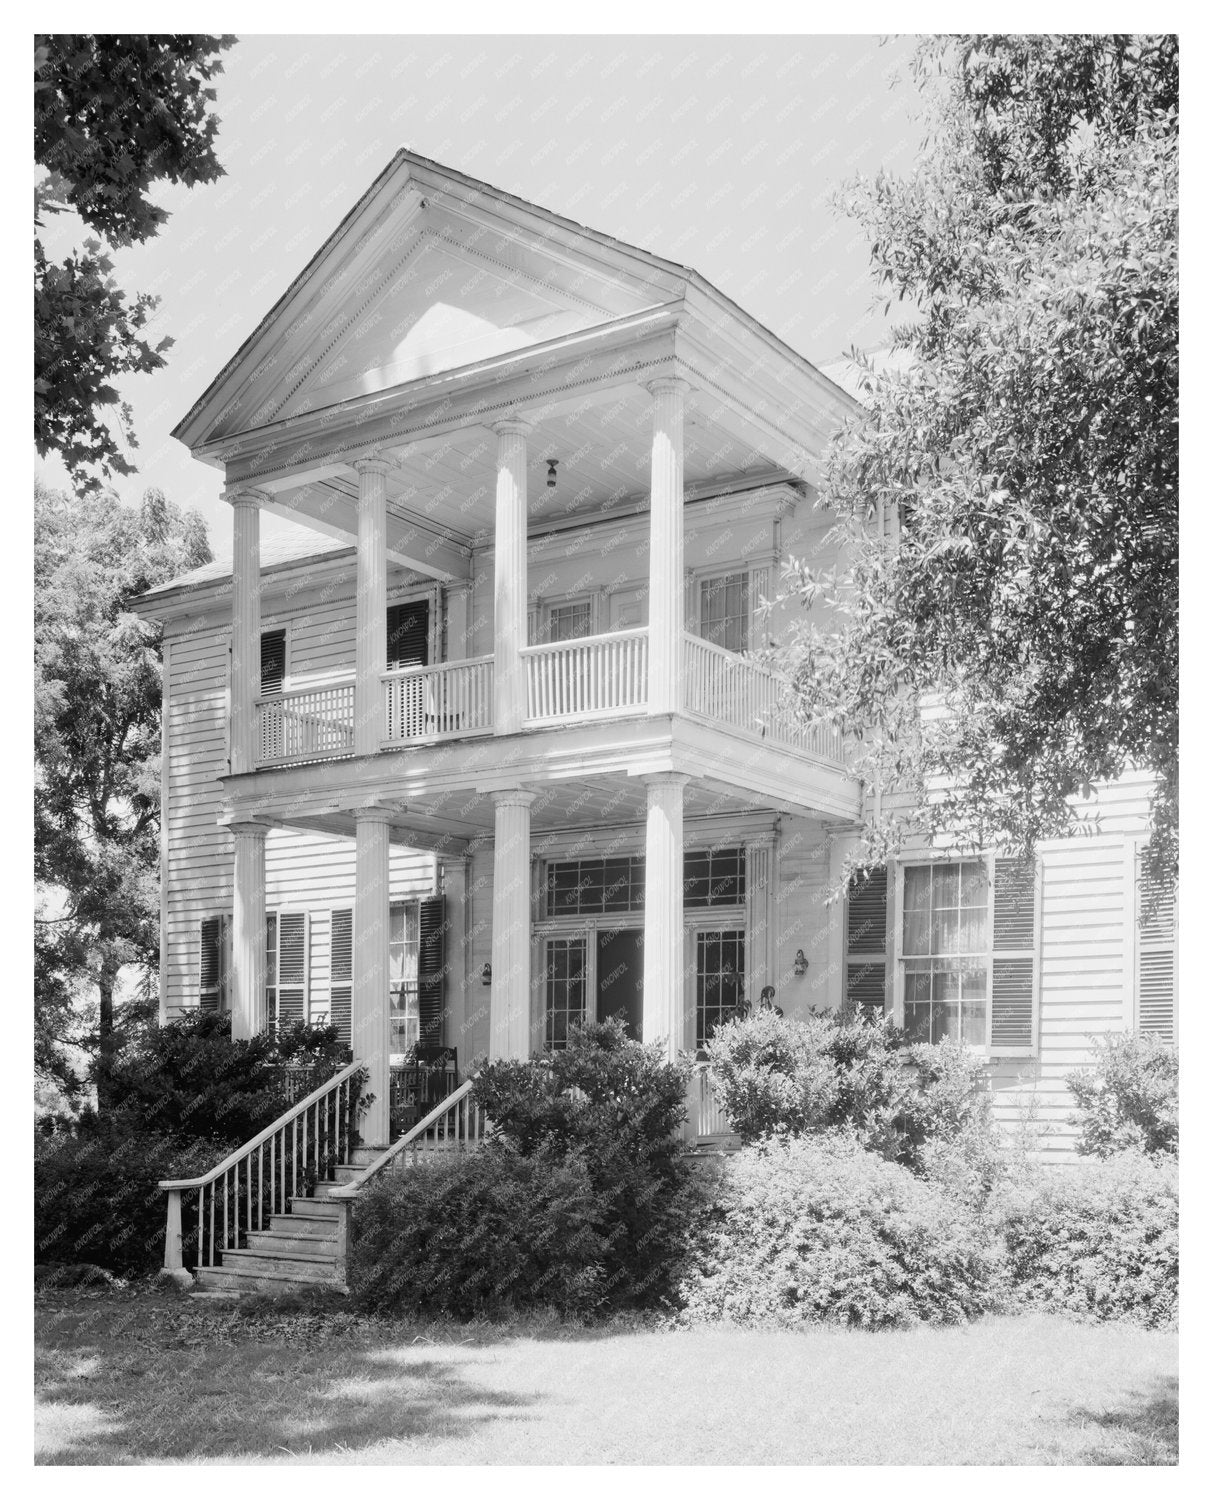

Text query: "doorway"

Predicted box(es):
[597, 927, 644, 1041]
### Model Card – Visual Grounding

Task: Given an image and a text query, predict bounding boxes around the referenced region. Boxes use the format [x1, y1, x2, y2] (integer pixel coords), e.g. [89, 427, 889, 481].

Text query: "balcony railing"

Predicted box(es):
[682, 634, 843, 762]
[249, 635, 845, 770]
[383, 656, 494, 745]
[523, 628, 648, 725]
[256, 683, 356, 766]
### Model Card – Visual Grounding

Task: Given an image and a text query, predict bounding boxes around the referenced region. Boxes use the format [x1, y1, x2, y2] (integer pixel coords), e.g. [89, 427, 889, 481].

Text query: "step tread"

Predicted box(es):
[223, 1247, 338, 1267]
[197, 1266, 347, 1292]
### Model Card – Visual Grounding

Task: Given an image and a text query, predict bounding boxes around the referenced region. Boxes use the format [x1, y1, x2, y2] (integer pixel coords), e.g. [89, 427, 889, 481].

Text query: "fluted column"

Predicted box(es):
[230, 820, 269, 1040]
[646, 378, 688, 716]
[490, 788, 536, 1059]
[354, 456, 390, 756]
[353, 806, 392, 1148]
[642, 772, 688, 1059]
[439, 854, 471, 1060]
[746, 835, 778, 1004]
[492, 419, 530, 734]
[228, 490, 262, 774]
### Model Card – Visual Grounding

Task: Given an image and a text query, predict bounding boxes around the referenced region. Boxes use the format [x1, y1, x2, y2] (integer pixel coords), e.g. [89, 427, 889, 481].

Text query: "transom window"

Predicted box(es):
[546, 856, 646, 917]
[902, 860, 989, 1045]
[544, 936, 588, 1049]
[698, 572, 750, 654]
[684, 847, 745, 908]
[696, 930, 746, 1047]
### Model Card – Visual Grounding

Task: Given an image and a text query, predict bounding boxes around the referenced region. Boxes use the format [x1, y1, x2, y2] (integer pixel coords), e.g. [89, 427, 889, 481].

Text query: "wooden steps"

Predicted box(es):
[194, 1178, 349, 1294]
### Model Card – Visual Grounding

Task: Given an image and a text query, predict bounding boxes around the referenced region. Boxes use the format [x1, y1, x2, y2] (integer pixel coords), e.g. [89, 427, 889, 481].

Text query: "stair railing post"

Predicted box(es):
[164, 1189, 183, 1271]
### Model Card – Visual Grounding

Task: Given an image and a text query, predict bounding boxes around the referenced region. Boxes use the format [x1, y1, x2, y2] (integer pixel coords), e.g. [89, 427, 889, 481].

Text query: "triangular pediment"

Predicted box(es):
[177, 151, 685, 449]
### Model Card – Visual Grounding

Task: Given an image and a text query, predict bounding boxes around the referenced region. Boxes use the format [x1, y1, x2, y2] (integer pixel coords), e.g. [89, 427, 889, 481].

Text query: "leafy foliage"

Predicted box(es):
[993, 1150, 1177, 1327]
[781, 35, 1177, 883]
[88, 1011, 351, 1147]
[704, 1008, 998, 1181]
[1066, 1031, 1178, 1158]
[35, 1126, 218, 1275]
[472, 1018, 693, 1307]
[34, 34, 233, 486]
[676, 1133, 999, 1329]
[349, 1141, 606, 1320]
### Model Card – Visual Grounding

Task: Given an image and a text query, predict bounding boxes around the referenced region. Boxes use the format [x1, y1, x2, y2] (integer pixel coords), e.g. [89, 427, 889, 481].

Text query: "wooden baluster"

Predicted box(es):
[208, 1183, 215, 1266]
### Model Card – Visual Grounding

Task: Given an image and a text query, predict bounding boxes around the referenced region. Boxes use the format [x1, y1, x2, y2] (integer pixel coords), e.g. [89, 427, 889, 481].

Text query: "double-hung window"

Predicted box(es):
[698, 571, 750, 654]
[901, 860, 990, 1045]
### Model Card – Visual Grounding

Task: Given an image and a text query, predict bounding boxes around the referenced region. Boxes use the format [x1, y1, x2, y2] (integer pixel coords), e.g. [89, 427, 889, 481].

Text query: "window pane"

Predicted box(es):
[903, 1003, 931, 1044]
[934, 864, 960, 909]
[903, 902, 930, 955]
[932, 903, 960, 955]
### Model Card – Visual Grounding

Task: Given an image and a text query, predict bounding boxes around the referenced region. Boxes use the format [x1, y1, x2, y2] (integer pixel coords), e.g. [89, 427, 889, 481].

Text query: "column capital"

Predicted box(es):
[228, 817, 272, 838]
[353, 803, 395, 828]
[644, 375, 691, 399]
[353, 453, 392, 476]
[222, 486, 267, 509]
[491, 787, 538, 811]
[491, 415, 533, 438]
[641, 772, 691, 791]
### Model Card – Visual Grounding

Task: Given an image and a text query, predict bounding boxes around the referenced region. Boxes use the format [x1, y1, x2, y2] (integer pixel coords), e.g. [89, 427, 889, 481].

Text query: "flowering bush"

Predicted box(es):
[993, 1150, 1177, 1327]
[704, 1009, 997, 1177]
[1066, 1031, 1178, 1158]
[675, 1132, 1000, 1329]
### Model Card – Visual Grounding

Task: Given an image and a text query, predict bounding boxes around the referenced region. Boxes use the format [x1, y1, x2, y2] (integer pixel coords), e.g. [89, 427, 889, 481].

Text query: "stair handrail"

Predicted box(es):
[158, 1058, 364, 1274]
[328, 1076, 480, 1200]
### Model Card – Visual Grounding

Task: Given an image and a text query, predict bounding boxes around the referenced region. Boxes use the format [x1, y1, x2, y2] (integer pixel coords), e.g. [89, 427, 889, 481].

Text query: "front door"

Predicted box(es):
[597, 927, 644, 1041]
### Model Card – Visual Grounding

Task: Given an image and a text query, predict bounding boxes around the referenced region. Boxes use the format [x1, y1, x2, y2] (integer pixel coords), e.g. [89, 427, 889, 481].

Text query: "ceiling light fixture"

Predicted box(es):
[546, 459, 559, 489]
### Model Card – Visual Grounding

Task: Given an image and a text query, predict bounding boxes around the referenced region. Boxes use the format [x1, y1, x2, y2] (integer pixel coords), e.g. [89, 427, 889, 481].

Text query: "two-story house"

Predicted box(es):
[134, 149, 1176, 1178]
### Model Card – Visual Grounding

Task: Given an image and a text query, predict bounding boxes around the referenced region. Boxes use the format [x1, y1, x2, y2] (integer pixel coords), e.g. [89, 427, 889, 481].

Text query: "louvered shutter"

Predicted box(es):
[260, 629, 286, 696]
[1136, 857, 1176, 1042]
[199, 916, 227, 1013]
[417, 895, 446, 1046]
[276, 912, 308, 1028]
[845, 867, 887, 1017]
[387, 599, 430, 669]
[989, 857, 1038, 1055]
[329, 908, 353, 1047]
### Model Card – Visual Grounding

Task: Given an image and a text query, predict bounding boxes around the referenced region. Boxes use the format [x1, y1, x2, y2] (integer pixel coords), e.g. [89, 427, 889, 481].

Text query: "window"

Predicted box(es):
[546, 598, 593, 642]
[199, 916, 228, 1013]
[901, 861, 989, 1045]
[544, 935, 588, 1049]
[390, 901, 420, 1054]
[266, 911, 308, 1030]
[698, 571, 750, 654]
[696, 930, 745, 1047]
[684, 847, 745, 908]
[387, 598, 430, 670]
[260, 629, 286, 696]
[546, 856, 646, 917]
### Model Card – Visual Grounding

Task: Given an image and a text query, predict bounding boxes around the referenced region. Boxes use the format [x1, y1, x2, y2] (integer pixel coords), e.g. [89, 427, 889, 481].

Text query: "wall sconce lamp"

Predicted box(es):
[481, 962, 493, 986]
[793, 949, 808, 977]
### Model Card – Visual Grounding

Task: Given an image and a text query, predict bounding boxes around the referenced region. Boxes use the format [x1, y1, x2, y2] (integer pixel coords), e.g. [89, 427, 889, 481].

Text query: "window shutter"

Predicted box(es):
[845, 867, 887, 1017]
[329, 908, 353, 1047]
[990, 857, 1038, 1055]
[417, 895, 446, 1047]
[276, 912, 308, 1028]
[260, 629, 286, 696]
[199, 916, 227, 1013]
[1136, 857, 1176, 1042]
[387, 599, 430, 670]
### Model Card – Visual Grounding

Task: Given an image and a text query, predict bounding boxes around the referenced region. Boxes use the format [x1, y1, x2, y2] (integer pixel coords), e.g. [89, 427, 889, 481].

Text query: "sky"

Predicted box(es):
[35, 32, 926, 562]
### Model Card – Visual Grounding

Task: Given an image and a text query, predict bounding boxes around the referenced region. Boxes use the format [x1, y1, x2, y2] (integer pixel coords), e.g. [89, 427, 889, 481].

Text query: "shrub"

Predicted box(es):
[705, 1009, 998, 1176]
[348, 1140, 605, 1319]
[1066, 1031, 1178, 1158]
[471, 1018, 693, 1307]
[993, 1151, 1177, 1327]
[676, 1132, 999, 1329]
[34, 1123, 218, 1274]
[89, 1011, 349, 1146]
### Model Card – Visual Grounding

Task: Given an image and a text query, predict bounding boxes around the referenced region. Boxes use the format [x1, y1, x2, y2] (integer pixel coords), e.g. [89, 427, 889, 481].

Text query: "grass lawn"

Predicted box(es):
[35, 1287, 1177, 1466]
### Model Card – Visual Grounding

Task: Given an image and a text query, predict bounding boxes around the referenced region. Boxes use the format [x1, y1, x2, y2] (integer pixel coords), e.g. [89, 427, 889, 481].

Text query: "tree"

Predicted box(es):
[35, 481, 212, 1096]
[781, 35, 1177, 884]
[34, 34, 234, 489]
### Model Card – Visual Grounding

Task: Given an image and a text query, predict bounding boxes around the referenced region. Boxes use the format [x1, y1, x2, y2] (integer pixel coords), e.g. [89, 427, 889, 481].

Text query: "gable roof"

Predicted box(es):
[174, 148, 855, 458]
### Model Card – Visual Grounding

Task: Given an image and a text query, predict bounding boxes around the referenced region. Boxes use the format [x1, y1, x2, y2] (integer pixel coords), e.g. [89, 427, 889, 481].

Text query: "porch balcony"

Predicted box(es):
[251, 629, 844, 770]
